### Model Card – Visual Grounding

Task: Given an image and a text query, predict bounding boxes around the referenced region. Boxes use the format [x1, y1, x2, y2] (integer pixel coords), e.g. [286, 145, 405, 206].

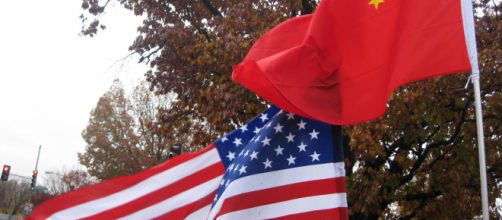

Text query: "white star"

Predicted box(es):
[226, 151, 236, 161]
[297, 120, 307, 130]
[297, 142, 307, 152]
[309, 129, 320, 139]
[286, 155, 296, 165]
[233, 165, 240, 172]
[214, 195, 219, 202]
[253, 126, 261, 134]
[310, 151, 321, 161]
[273, 123, 284, 133]
[243, 150, 249, 157]
[263, 158, 272, 169]
[225, 180, 230, 187]
[233, 138, 243, 146]
[274, 145, 284, 155]
[221, 136, 228, 142]
[250, 151, 259, 160]
[238, 150, 244, 157]
[239, 125, 248, 132]
[239, 165, 247, 175]
[260, 113, 269, 122]
[261, 136, 271, 146]
[228, 163, 234, 171]
[286, 112, 295, 120]
[220, 179, 225, 185]
[285, 132, 295, 143]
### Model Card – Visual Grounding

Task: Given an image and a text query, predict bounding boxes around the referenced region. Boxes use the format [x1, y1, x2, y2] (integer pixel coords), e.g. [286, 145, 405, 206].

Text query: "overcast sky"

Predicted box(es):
[0, 0, 148, 182]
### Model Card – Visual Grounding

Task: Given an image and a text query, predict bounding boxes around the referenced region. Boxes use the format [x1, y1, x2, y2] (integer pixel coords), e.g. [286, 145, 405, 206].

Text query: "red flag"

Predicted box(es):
[233, 0, 472, 125]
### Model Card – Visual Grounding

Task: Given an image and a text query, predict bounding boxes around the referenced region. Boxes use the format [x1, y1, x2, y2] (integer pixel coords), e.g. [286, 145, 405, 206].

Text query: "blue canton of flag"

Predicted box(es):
[207, 106, 347, 219]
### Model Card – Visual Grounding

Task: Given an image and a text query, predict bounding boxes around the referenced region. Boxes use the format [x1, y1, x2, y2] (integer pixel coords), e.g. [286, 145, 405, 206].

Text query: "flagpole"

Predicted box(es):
[461, 0, 490, 219]
[472, 76, 489, 220]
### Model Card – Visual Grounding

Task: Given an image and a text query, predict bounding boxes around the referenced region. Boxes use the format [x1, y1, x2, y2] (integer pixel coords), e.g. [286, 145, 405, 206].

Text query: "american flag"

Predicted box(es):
[28, 106, 347, 219]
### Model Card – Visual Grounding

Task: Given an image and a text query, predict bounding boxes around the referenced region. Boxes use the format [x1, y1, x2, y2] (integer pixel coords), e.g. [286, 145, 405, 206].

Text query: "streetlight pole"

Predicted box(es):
[31, 145, 42, 189]
[34, 145, 41, 171]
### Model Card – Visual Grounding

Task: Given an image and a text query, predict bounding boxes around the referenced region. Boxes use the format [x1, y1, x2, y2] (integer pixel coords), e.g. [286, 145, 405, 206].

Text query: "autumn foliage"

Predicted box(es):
[80, 0, 501, 218]
[80, 80, 174, 179]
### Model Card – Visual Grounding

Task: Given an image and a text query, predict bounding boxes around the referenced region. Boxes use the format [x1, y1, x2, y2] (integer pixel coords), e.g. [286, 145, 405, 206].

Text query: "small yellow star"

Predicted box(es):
[368, 0, 385, 9]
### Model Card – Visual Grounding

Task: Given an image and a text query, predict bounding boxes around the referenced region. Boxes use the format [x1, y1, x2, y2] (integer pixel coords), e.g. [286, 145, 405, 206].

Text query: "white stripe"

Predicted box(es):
[217, 193, 347, 220]
[461, 0, 480, 75]
[119, 176, 222, 220]
[208, 162, 345, 219]
[185, 204, 211, 220]
[48, 148, 221, 220]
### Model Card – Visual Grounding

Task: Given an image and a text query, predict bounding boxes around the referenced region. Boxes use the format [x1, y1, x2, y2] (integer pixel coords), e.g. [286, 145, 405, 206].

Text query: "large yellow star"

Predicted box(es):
[368, 0, 385, 9]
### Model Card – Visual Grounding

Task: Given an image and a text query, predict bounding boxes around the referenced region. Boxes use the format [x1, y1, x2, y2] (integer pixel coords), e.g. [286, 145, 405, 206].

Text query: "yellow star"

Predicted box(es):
[368, 0, 385, 9]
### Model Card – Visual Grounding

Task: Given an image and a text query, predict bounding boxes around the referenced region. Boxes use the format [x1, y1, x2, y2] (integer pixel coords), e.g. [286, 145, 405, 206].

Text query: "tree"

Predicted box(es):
[80, 0, 501, 218]
[30, 190, 52, 209]
[129, 81, 175, 167]
[344, 75, 501, 218]
[80, 0, 319, 151]
[44, 168, 95, 196]
[80, 79, 143, 179]
[343, 2, 502, 218]
[80, 80, 177, 179]
[0, 180, 32, 216]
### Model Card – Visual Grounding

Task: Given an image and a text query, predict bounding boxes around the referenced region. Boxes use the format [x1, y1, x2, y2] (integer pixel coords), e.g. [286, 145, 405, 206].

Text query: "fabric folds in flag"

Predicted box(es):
[232, 0, 472, 125]
[28, 106, 347, 220]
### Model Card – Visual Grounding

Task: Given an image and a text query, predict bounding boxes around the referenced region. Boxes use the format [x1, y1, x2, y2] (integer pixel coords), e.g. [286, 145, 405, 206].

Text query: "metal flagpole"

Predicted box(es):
[461, 0, 490, 219]
[473, 76, 490, 219]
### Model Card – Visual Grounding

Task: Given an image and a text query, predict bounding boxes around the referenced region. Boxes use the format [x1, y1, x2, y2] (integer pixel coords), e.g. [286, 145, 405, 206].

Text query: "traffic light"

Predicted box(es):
[168, 144, 182, 159]
[1, 165, 10, 181]
[31, 170, 38, 188]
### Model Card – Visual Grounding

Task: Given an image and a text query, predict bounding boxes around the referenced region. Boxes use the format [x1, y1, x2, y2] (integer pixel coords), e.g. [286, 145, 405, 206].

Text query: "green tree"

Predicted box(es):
[80, 0, 501, 218]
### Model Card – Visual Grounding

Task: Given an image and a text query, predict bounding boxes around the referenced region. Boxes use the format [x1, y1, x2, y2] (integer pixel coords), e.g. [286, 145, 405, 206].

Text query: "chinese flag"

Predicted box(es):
[233, 0, 472, 125]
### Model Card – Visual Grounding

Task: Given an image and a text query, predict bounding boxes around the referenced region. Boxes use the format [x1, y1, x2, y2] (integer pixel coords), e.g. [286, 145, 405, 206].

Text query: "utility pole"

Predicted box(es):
[35, 145, 41, 171]
[31, 145, 41, 189]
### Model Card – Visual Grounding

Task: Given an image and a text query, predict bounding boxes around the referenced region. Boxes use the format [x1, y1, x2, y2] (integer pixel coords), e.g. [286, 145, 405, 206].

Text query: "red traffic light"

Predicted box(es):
[1, 165, 11, 181]
[31, 169, 38, 188]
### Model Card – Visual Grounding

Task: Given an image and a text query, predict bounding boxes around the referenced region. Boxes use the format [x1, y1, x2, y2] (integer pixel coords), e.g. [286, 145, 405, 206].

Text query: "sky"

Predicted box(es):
[0, 0, 148, 182]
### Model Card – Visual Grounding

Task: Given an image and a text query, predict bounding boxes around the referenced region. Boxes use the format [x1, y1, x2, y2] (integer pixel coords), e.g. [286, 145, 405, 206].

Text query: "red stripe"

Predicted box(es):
[82, 162, 223, 219]
[27, 145, 217, 220]
[215, 177, 345, 219]
[270, 207, 348, 220]
[153, 190, 217, 220]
